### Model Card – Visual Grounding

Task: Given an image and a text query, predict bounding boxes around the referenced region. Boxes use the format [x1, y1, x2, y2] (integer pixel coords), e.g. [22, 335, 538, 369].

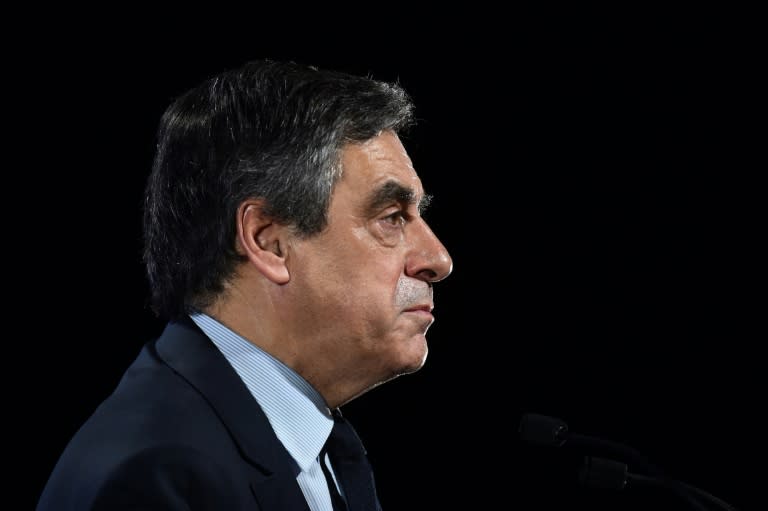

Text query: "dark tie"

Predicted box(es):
[321, 409, 380, 511]
[320, 442, 347, 510]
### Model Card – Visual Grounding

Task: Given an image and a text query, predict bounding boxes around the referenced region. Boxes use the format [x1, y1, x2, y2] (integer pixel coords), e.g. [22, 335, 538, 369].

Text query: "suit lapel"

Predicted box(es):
[155, 318, 311, 511]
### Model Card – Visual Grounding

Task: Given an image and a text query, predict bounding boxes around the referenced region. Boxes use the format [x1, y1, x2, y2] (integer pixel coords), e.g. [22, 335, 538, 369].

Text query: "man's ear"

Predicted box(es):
[236, 200, 290, 284]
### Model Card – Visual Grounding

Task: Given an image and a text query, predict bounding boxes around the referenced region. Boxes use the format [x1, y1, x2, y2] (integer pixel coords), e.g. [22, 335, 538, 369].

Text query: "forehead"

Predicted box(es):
[338, 131, 423, 196]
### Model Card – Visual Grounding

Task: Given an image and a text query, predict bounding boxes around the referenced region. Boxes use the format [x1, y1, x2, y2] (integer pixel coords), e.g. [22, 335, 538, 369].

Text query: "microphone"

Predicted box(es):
[518, 412, 663, 476]
[518, 412, 739, 511]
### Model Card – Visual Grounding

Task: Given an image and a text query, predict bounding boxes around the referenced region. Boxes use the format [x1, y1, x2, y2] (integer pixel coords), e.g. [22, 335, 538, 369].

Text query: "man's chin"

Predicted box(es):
[394, 338, 429, 376]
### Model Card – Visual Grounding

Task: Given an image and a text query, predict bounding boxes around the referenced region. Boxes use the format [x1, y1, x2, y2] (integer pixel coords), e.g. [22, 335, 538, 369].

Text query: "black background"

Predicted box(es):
[21, 11, 760, 511]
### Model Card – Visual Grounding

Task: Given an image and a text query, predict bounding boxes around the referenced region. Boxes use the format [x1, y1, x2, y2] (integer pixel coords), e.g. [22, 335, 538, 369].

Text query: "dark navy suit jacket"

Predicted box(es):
[37, 317, 376, 510]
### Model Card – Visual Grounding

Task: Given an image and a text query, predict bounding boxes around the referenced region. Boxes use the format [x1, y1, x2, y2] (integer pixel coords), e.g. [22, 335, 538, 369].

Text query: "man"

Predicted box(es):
[37, 59, 452, 510]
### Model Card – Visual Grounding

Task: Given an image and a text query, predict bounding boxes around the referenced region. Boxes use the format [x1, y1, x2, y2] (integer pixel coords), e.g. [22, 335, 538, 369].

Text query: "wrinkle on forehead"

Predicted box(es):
[343, 131, 416, 177]
[362, 132, 414, 167]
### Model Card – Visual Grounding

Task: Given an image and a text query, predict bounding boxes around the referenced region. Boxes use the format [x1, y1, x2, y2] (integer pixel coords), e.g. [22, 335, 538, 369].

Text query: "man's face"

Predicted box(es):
[287, 130, 453, 396]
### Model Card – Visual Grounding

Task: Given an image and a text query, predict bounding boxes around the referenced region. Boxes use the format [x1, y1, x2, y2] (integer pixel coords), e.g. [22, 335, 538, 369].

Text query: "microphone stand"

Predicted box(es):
[580, 455, 736, 510]
[519, 413, 740, 510]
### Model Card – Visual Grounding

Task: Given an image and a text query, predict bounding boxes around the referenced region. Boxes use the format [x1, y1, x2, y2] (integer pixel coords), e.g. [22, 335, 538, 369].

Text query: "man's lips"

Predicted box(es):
[403, 304, 434, 314]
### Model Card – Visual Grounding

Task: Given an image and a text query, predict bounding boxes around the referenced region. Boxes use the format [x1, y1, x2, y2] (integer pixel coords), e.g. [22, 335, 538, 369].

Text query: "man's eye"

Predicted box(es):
[383, 211, 406, 226]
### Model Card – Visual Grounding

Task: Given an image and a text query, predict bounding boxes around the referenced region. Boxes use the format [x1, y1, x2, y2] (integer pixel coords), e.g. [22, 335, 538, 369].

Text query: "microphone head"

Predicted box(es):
[579, 456, 628, 490]
[518, 412, 569, 447]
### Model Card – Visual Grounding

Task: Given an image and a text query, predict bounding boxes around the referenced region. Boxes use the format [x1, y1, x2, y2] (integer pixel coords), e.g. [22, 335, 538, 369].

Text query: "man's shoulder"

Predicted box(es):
[84, 336, 234, 448]
[37, 337, 260, 510]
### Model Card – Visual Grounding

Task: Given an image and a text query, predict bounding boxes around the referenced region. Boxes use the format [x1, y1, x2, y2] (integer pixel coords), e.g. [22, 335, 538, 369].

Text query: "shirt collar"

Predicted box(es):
[190, 313, 334, 472]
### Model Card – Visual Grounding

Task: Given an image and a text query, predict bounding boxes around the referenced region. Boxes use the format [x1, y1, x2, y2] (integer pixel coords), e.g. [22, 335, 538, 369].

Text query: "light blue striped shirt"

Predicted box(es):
[190, 313, 342, 511]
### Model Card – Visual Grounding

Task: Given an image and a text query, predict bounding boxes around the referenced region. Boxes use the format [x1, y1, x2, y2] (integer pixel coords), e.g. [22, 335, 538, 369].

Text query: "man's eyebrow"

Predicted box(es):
[366, 180, 433, 214]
